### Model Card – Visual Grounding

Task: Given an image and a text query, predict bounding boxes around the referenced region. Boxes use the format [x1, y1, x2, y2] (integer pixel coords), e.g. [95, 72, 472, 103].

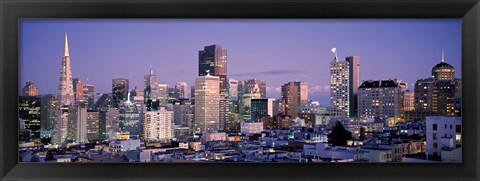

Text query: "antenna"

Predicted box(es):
[331, 47, 338, 61]
[441, 49, 445, 63]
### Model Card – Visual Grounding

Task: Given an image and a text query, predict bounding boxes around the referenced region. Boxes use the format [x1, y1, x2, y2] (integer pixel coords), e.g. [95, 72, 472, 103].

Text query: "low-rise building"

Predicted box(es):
[240, 121, 264, 134]
[426, 116, 461, 160]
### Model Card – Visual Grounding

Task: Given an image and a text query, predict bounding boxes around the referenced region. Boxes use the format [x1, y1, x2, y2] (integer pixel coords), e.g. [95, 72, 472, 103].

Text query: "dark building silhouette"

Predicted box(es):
[199, 44, 227, 98]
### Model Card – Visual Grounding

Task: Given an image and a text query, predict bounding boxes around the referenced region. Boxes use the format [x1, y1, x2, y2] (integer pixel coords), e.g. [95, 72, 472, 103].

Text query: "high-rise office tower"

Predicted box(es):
[40, 94, 58, 132]
[281, 82, 300, 118]
[95, 94, 114, 140]
[346, 56, 360, 117]
[55, 106, 70, 145]
[175, 82, 188, 99]
[414, 52, 461, 117]
[294, 81, 309, 107]
[105, 107, 120, 139]
[272, 99, 285, 116]
[87, 111, 100, 141]
[357, 80, 402, 118]
[227, 78, 239, 101]
[329, 48, 360, 117]
[112, 78, 129, 107]
[82, 83, 95, 110]
[194, 75, 220, 133]
[190, 86, 196, 105]
[238, 92, 261, 120]
[57, 33, 75, 106]
[143, 107, 174, 142]
[199, 45, 227, 98]
[172, 99, 194, 127]
[219, 99, 231, 131]
[158, 84, 168, 106]
[118, 95, 143, 139]
[144, 67, 159, 103]
[22, 81, 39, 96]
[73, 78, 84, 103]
[19, 96, 41, 140]
[67, 103, 88, 143]
[251, 98, 275, 121]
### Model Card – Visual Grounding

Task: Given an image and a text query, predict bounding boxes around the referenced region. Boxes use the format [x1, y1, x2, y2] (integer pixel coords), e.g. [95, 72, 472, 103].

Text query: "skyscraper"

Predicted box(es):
[294, 81, 309, 107]
[57, 33, 75, 106]
[22, 81, 39, 96]
[251, 98, 275, 121]
[86, 111, 100, 141]
[175, 82, 188, 99]
[19, 96, 41, 140]
[67, 103, 88, 143]
[346, 56, 360, 117]
[112, 78, 129, 108]
[144, 67, 159, 103]
[329, 48, 360, 117]
[238, 92, 261, 120]
[414, 61, 460, 116]
[194, 75, 220, 133]
[158, 84, 168, 106]
[199, 45, 227, 98]
[219, 99, 231, 131]
[190, 86, 196, 105]
[281, 82, 300, 118]
[172, 99, 194, 127]
[82, 83, 95, 110]
[40, 94, 58, 132]
[73, 78, 84, 103]
[118, 95, 143, 139]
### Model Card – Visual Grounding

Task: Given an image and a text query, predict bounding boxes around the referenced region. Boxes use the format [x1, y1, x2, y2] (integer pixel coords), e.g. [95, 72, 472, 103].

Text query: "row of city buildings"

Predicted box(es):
[18, 33, 461, 163]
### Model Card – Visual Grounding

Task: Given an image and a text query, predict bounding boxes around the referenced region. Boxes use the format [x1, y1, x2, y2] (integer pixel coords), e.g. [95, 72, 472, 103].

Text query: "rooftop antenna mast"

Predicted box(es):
[331, 47, 338, 62]
[441, 49, 445, 63]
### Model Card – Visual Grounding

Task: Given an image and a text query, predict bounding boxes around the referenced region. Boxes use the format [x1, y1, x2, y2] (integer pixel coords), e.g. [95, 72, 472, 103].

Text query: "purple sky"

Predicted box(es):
[19, 19, 461, 106]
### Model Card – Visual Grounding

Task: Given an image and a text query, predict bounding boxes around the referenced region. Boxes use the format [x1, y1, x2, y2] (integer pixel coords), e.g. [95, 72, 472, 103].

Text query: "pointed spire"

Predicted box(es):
[150, 65, 153, 75]
[441, 49, 445, 63]
[64, 32, 69, 57]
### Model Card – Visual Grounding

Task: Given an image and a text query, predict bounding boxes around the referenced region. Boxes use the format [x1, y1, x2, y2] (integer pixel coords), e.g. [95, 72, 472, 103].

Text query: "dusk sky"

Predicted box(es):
[19, 19, 461, 106]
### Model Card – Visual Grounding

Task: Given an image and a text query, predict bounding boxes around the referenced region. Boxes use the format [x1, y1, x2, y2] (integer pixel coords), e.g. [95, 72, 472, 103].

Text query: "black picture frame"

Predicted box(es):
[1, 0, 479, 180]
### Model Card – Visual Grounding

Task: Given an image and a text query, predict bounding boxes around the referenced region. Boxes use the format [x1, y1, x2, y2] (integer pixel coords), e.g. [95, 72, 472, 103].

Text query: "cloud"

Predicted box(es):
[309, 85, 330, 93]
[266, 86, 282, 93]
[232, 69, 304, 77]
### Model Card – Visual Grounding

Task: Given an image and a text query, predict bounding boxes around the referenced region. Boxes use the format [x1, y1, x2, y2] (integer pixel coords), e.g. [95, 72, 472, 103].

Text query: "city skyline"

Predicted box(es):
[20, 19, 461, 106]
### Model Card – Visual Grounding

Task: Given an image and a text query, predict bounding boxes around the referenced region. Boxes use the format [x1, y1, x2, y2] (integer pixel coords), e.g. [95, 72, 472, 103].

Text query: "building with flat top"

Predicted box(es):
[199, 45, 227, 98]
[195, 75, 221, 133]
[357, 79, 402, 118]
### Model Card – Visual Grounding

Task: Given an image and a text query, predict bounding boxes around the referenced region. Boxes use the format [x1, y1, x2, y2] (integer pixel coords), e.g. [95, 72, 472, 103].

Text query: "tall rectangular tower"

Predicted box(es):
[194, 75, 220, 133]
[281, 82, 300, 118]
[346, 56, 360, 117]
[199, 45, 227, 98]
[112, 78, 129, 107]
[294, 81, 309, 107]
[330, 52, 360, 117]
